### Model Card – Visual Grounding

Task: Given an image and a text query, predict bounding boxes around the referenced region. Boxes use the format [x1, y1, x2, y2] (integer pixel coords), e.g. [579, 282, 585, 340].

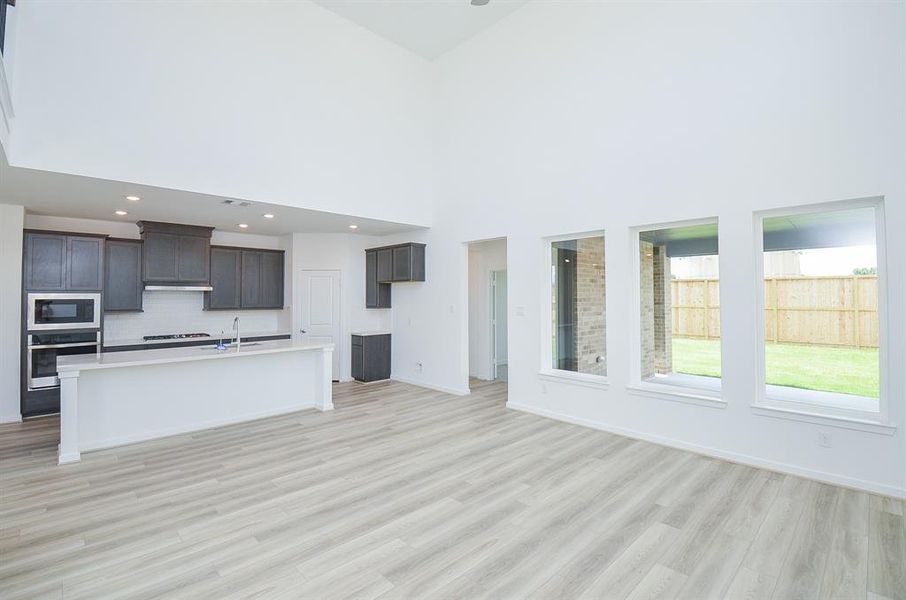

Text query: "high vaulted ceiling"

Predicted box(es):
[311, 0, 528, 60]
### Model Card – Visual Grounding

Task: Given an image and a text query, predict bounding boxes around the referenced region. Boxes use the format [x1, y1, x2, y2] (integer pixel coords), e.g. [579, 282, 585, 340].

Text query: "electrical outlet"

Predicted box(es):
[818, 431, 832, 448]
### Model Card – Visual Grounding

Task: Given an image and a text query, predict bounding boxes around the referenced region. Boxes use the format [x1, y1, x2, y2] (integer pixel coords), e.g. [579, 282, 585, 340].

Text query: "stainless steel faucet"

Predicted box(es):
[232, 316, 241, 350]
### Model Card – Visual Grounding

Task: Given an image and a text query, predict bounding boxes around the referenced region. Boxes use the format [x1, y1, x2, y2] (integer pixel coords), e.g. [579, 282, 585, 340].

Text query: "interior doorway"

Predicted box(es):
[491, 270, 508, 381]
[467, 238, 507, 388]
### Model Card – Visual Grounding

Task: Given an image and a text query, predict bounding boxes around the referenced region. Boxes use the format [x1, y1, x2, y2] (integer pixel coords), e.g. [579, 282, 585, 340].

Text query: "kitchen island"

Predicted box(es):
[55, 340, 334, 464]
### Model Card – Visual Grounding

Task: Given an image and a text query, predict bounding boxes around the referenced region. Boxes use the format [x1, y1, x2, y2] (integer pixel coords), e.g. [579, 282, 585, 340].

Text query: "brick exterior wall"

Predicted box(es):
[653, 245, 672, 374]
[640, 241, 672, 377]
[576, 236, 606, 376]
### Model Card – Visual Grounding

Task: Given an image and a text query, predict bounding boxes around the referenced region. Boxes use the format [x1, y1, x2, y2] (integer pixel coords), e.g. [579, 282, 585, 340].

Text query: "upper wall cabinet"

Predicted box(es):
[138, 221, 214, 285]
[373, 243, 426, 283]
[205, 246, 284, 310]
[205, 246, 242, 310]
[24, 232, 105, 292]
[364, 242, 425, 308]
[105, 239, 143, 312]
[365, 249, 392, 309]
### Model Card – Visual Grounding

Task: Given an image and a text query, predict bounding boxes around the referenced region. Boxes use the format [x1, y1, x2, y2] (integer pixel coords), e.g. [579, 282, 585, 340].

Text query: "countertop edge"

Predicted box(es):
[58, 341, 334, 374]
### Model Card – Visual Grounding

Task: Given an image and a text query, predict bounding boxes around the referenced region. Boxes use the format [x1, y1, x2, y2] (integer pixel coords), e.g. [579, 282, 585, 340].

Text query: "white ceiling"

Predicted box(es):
[0, 163, 423, 237]
[311, 0, 528, 60]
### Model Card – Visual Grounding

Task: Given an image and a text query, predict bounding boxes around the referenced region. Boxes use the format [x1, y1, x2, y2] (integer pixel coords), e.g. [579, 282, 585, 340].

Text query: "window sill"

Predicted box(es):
[626, 383, 726, 409]
[538, 370, 610, 390]
[752, 402, 896, 435]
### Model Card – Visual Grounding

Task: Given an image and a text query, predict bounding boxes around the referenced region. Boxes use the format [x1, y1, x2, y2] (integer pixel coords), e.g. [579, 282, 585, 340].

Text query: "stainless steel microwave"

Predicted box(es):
[26, 293, 101, 331]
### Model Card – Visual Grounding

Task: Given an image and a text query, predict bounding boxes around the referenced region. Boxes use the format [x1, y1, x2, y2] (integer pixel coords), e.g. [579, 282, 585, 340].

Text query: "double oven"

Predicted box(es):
[25, 293, 101, 391]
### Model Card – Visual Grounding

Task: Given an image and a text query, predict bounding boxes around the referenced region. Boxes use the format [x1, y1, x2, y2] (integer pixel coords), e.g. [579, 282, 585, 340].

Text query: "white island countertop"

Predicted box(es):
[350, 330, 391, 337]
[58, 339, 333, 374]
[56, 338, 335, 465]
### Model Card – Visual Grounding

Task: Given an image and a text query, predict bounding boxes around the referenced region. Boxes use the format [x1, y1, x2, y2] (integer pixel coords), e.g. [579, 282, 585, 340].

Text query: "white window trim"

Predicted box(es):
[538, 369, 611, 390]
[539, 230, 609, 387]
[626, 383, 726, 409]
[752, 196, 894, 432]
[628, 216, 723, 406]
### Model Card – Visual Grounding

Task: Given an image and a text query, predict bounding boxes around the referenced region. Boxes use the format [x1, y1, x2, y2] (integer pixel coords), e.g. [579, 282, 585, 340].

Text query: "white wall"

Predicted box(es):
[0, 204, 25, 423]
[468, 239, 506, 380]
[290, 233, 391, 382]
[7, 0, 432, 226]
[0, 0, 16, 156]
[0, 204, 23, 422]
[389, 1, 906, 496]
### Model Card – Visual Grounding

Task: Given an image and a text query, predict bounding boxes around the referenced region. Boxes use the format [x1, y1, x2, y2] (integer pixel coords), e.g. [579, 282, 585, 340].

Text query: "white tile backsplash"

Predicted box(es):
[104, 291, 289, 342]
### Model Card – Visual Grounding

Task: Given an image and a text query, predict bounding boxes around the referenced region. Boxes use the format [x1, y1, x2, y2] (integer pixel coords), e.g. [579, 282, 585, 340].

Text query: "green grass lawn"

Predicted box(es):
[671, 337, 880, 398]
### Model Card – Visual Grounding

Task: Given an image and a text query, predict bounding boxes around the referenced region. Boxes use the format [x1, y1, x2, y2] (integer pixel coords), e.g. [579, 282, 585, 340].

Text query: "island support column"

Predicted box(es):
[58, 370, 81, 464]
[317, 347, 334, 411]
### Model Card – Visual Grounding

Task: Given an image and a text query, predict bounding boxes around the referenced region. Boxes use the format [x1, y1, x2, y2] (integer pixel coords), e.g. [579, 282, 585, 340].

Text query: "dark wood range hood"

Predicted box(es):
[137, 221, 215, 291]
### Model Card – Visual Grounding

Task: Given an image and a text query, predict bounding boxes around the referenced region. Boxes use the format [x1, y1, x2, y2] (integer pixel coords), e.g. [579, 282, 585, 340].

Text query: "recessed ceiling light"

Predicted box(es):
[125, 195, 140, 202]
[115, 210, 128, 216]
[238, 223, 249, 229]
[263, 213, 275, 219]
[348, 224, 358, 230]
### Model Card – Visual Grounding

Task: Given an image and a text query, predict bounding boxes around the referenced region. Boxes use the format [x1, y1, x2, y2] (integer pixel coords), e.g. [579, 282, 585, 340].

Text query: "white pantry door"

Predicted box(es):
[299, 270, 341, 381]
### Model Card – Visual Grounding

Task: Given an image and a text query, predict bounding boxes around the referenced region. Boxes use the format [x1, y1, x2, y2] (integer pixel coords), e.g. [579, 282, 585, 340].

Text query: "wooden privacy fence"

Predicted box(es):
[671, 275, 879, 348]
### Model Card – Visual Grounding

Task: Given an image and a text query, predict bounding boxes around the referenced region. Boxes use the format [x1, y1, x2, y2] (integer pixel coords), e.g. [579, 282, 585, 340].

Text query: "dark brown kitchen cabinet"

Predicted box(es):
[104, 239, 143, 312]
[364, 242, 424, 308]
[376, 248, 393, 283]
[240, 250, 261, 307]
[365, 250, 391, 309]
[204, 247, 242, 310]
[373, 243, 425, 283]
[24, 232, 105, 292]
[205, 247, 283, 310]
[351, 334, 391, 382]
[138, 221, 213, 285]
[259, 251, 284, 308]
[67, 237, 105, 291]
[24, 233, 66, 290]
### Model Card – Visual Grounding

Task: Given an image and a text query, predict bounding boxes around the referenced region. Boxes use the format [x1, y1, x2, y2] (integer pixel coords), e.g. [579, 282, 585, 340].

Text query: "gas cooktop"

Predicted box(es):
[143, 333, 211, 341]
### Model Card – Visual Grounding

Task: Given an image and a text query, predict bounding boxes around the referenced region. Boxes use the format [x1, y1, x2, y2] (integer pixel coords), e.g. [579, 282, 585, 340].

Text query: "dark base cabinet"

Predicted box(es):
[351, 334, 391, 382]
[21, 388, 60, 419]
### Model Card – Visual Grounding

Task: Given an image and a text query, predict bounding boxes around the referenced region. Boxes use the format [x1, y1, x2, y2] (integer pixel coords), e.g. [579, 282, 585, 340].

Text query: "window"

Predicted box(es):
[549, 233, 606, 378]
[759, 203, 883, 418]
[637, 221, 720, 394]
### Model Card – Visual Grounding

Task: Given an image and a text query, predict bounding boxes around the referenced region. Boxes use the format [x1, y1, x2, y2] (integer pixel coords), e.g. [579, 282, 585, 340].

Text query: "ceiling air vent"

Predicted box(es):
[221, 200, 251, 208]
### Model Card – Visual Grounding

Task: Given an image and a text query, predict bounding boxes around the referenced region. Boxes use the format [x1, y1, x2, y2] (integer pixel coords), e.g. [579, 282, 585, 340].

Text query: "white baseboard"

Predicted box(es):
[391, 376, 471, 397]
[80, 403, 317, 453]
[507, 401, 906, 500]
[0, 414, 23, 424]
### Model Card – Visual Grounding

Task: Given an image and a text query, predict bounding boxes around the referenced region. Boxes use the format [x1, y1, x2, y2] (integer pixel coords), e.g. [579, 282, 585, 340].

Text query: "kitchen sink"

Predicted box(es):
[200, 342, 262, 350]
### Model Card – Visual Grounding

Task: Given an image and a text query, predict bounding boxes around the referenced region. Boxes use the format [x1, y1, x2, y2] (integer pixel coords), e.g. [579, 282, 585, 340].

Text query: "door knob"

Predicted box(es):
[300, 329, 307, 334]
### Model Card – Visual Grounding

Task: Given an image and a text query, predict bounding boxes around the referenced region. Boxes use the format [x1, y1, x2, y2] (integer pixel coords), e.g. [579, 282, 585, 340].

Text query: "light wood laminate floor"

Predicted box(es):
[1, 380, 904, 599]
